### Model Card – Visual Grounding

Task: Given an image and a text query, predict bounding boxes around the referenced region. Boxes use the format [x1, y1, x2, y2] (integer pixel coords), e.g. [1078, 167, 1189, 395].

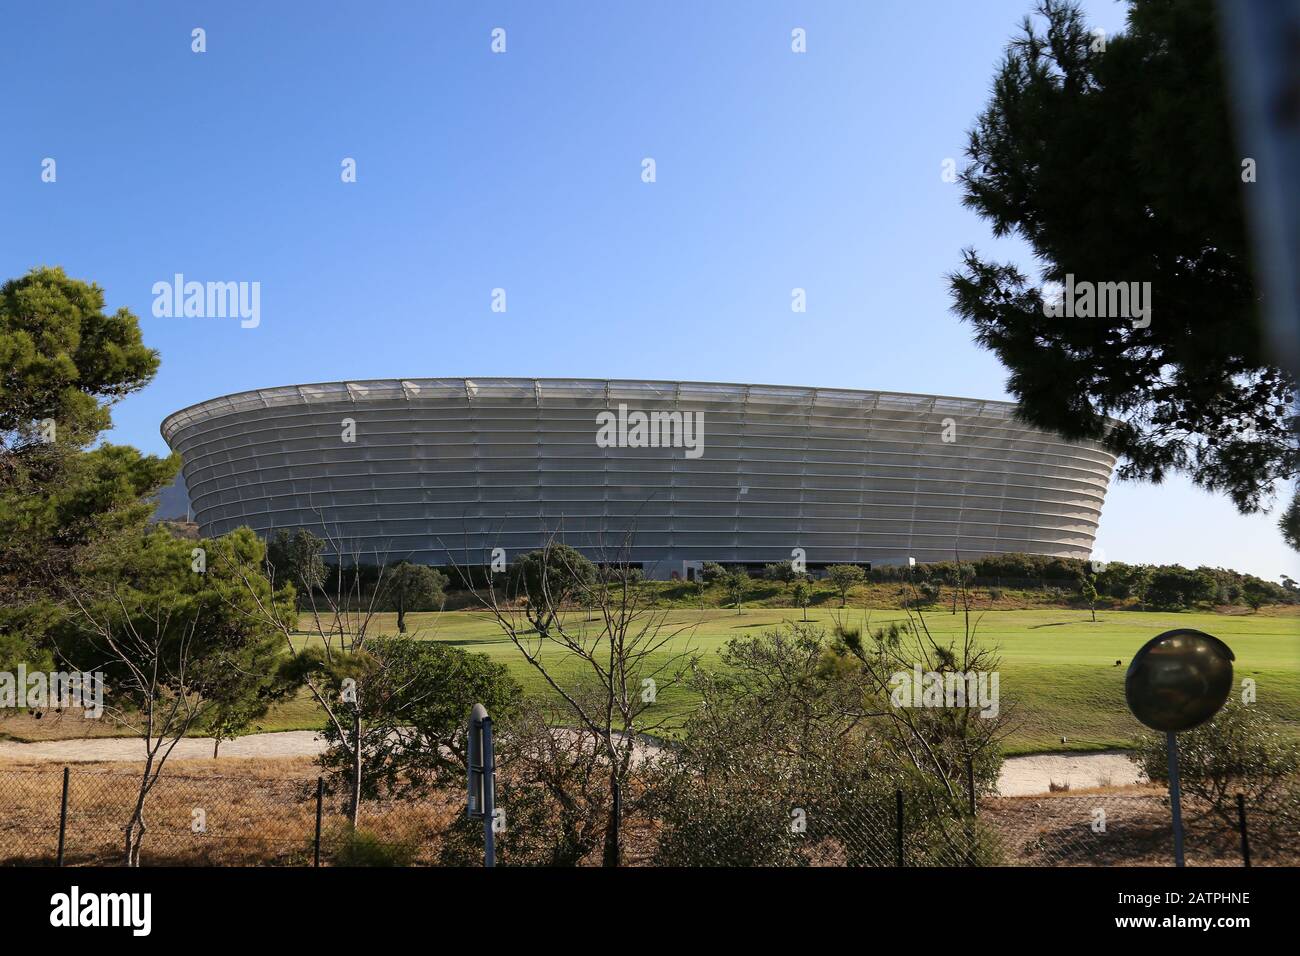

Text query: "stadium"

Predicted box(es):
[160, 378, 1117, 579]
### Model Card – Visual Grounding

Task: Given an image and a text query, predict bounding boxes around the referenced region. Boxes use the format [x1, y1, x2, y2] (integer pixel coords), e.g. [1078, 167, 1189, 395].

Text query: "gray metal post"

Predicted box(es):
[1167, 730, 1185, 867]
[57, 770, 69, 868]
[482, 715, 496, 868]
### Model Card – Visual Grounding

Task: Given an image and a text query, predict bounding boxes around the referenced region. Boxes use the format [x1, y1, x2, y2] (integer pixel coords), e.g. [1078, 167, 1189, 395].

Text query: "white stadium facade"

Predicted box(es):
[160, 378, 1117, 579]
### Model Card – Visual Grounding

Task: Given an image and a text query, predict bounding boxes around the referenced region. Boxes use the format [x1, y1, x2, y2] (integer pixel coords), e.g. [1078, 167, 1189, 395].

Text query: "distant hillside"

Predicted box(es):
[157, 519, 200, 541]
[149, 472, 192, 522]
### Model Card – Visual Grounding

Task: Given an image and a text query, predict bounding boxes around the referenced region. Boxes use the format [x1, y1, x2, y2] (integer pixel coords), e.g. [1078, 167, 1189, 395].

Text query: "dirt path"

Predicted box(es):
[996, 750, 1145, 796]
[0, 731, 1145, 796]
[0, 730, 326, 763]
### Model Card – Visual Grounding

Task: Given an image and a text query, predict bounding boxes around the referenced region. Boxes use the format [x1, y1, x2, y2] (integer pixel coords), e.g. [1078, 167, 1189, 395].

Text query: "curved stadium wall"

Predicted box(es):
[160, 378, 1117, 578]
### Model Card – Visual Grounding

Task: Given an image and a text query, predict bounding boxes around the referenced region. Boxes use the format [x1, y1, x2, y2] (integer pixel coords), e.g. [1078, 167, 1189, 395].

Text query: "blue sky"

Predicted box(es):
[3, 0, 1294, 581]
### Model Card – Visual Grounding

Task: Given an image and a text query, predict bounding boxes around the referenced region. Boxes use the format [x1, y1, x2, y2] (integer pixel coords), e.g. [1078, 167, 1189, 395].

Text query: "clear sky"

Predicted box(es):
[4, 0, 1294, 582]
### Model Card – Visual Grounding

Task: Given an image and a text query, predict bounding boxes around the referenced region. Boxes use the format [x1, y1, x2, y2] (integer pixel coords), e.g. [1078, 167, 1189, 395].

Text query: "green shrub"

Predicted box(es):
[700, 561, 726, 584]
[762, 561, 797, 583]
[508, 544, 597, 608]
[914, 581, 940, 606]
[826, 564, 867, 607]
[1144, 566, 1216, 609]
[1135, 700, 1300, 824]
[328, 826, 416, 867]
[650, 623, 1006, 867]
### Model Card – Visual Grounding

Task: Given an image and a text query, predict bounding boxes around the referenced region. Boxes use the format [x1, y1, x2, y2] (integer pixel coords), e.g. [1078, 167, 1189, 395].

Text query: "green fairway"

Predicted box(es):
[265, 606, 1300, 755]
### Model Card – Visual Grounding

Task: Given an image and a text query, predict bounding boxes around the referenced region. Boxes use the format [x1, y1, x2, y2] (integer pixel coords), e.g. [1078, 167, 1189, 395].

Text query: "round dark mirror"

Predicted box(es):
[1125, 629, 1235, 733]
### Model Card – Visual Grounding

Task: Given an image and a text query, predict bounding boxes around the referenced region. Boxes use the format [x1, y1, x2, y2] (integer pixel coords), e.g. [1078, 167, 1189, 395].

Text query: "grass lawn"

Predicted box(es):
[264, 605, 1300, 755]
[6, 605, 1294, 756]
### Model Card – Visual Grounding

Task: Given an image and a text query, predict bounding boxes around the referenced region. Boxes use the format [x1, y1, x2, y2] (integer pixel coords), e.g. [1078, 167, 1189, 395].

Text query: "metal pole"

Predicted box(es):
[1236, 793, 1251, 868]
[1167, 730, 1185, 867]
[894, 789, 904, 867]
[313, 776, 324, 868]
[482, 715, 496, 868]
[56, 766, 69, 867]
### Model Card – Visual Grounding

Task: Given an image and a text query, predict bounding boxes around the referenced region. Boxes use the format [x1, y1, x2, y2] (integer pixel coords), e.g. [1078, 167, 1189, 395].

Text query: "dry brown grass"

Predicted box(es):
[0, 757, 461, 866]
[0, 758, 1290, 867]
[0, 711, 134, 742]
[982, 784, 1297, 866]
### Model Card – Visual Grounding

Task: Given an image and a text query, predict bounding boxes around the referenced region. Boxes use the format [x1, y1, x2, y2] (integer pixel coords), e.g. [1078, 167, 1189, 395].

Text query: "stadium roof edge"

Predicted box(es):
[158, 377, 1063, 445]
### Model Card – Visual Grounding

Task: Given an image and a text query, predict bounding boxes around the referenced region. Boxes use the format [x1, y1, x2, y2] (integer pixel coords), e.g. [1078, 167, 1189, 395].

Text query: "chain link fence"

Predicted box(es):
[648, 788, 1297, 867]
[0, 765, 458, 866]
[1, 763, 1293, 866]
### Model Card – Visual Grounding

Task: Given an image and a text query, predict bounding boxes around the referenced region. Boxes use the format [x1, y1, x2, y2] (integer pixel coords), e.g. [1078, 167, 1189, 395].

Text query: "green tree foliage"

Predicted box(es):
[1093, 561, 1150, 601]
[722, 567, 751, 613]
[265, 528, 326, 611]
[0, 267, 175, 668]
[1241, 579, 1270, 612]
[55, 527, 291, 719]
[833, 618, 1007, 805]
[1079, 572, 1099, 621]
[792, 579, 811, 621]
[700, 561, 726, 584]
[1281, 492, 1300, 553]
[383, 562, 448, 633]
[949, 0, 1297, 529]
[1143, 565, 1216, 609]
[326, 826, 416, 867]
[508, 543, 597, 634]
[311, 637, 522, 801]
[826, 564, 866, 607]
[652, 624, 1005, 866]
[868, 553, 1084, 584]
[599, 564, 644, 585]
[762, 561, 797, 583]
[52, 526, 291, 862]
[651, 625, 882, 866]
[0, 266, 159, 445]
[438, 699, 619, 867]
[1136, 700, 1300, 825]
[914, 581, 941, 607]
[867, 554, 1291, 610]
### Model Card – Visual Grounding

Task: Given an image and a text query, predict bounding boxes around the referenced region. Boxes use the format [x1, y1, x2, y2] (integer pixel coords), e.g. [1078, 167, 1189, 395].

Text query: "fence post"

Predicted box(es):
[894, 789, 904, 867]
[313, 776, 323, 868]
[1236, 793, 1251, 868]
[55, 764, 69, 868]
[482, 715, 496, 868]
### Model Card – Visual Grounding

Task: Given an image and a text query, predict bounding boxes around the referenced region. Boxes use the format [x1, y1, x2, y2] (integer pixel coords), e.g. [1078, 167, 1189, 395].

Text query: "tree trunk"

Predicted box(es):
[124, 751, 155, 866]
[213, 737, 220, 759]
[602, 769, 621, 867]
[124, 802, 148, 866]
[128, 816, 146, 867]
